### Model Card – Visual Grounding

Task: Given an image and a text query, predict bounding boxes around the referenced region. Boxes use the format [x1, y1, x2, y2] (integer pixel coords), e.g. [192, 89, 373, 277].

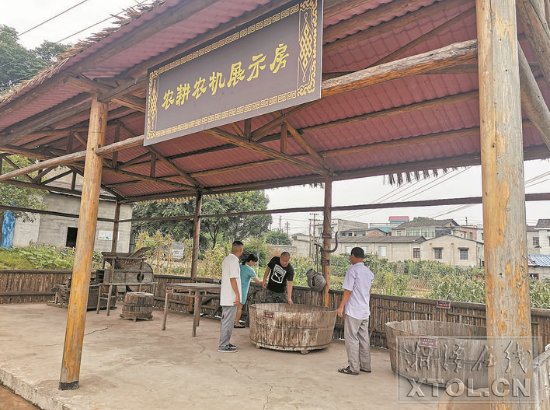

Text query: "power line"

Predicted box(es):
[0, 0, 148, 76]
[18, 0, 90, 37]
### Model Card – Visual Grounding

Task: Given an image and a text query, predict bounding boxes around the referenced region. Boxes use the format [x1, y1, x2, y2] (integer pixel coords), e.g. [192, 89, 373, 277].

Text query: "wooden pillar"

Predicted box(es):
[111, 201, 121, 253]
[477, 0, 533, 408]
[59, 95, 108, 390]
[322, 177, 332, 307]
[190, 191, 202, 281]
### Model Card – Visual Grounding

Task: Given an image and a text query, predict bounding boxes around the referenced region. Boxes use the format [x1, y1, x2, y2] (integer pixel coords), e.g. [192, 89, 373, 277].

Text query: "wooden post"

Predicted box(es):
[322, 177, 332, 307]
[190, 191, 202, 281]
[59, 95, 107, 390]
[111, 201, 121, 253]
[477, 0, 533, 408]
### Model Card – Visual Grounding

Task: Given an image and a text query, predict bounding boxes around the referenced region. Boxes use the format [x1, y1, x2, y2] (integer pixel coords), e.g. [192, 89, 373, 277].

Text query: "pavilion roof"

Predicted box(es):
[0, 0, 548, 204]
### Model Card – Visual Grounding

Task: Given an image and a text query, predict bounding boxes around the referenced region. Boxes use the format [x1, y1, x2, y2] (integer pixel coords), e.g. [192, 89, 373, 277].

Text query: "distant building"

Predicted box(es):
[534, 219, 550, 254]
[528, 254, 550, 280]
[337, 235, 425, 260]
[12, 190, 132, 253]
[393, 219, 460, 239]
[389, 216, 409, 226]
[420, 235, 484, 268]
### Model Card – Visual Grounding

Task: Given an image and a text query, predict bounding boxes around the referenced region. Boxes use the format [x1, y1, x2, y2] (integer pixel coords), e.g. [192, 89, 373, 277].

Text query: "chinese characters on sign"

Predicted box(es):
[145, 0, 323, 146]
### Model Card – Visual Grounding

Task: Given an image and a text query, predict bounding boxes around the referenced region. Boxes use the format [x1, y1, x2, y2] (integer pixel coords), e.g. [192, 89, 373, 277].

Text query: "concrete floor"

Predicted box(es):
[0, 304, 441, 410]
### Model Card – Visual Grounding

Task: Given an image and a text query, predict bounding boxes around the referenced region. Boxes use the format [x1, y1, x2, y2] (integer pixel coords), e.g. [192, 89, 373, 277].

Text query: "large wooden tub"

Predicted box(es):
[386, 320, 488, 388]
[249, 303, 337, 354]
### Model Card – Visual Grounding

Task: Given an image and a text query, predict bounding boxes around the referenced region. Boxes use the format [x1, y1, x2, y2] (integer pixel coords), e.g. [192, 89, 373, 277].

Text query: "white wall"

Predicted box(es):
[11, 193, 132, 253]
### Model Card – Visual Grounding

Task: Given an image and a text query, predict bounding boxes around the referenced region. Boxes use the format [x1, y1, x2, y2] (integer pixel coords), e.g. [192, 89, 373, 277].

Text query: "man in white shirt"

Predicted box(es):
[337, 247, 375, 375]
[218, 240, 243, 352]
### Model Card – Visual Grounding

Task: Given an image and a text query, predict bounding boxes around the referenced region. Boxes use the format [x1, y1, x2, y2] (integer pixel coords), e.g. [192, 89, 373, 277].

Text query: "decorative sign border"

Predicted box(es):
[144, 0, 323, 146]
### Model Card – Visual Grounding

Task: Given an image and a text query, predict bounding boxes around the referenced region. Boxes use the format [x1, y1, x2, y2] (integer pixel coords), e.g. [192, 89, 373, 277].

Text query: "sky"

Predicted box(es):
[3, 0, 550, 234]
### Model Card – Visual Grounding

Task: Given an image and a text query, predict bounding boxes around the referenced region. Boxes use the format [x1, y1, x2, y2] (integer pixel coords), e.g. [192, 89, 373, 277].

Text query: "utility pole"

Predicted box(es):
[279, 215, 282, 232]
[285, 221, 289, 236]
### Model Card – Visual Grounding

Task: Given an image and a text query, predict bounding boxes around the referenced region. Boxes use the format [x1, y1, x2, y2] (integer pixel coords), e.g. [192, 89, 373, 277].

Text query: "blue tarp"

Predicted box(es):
[1, 210, 15, 248]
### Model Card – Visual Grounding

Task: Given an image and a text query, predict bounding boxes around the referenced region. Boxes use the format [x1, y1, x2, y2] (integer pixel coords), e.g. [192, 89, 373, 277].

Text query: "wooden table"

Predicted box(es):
[162, 283, 221, 337]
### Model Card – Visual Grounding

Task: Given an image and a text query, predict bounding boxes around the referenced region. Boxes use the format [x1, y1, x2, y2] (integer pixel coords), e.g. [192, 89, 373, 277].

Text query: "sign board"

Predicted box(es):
[321, 232, 332, 239]
[436, 300, 451, 309]
[166, 287, 173, 294]
[418, 337, 437, 348]
[264, 311, 274, 319]
[145, 0, 323, 145]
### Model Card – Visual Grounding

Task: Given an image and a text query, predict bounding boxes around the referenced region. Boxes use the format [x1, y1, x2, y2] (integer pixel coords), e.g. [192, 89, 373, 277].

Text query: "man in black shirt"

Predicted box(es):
[262, 252, 294, 304]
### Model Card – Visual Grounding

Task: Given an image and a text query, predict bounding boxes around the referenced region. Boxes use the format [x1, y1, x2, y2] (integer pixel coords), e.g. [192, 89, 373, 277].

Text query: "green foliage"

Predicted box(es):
[530, 279, 550, 309]
[265, 230, 291, 245]
[197, 243, 230, 279]
[0, 243, 102, 270]
[330, 254, 351, 277]
[425, 272, 486, 303]
[242, 236, 270, 265]
[0, 25, 68, 94]
[132, 191, 272, 249]
[0, 155, 48, 227]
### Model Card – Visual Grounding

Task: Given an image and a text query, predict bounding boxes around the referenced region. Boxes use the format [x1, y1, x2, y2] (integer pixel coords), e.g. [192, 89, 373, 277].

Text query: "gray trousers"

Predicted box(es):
[344, 314, 371, 373]
[219, 305, 237, 348]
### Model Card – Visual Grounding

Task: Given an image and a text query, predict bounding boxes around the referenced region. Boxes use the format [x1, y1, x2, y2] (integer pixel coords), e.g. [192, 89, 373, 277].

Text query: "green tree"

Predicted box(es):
[132, 191, 272, 249]
[265, 230, 291, 245]
[0, 156, 48, 241]
[0, 25, 68, 94]
[412, 216, 434, 222]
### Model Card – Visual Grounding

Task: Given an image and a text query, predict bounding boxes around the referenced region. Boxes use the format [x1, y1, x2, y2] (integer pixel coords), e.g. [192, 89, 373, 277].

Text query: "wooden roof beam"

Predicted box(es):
[190, 126, 481, 178]
[517, 0, 550, 88]
[323, 0, 472, 54]
[102, 166, 195, 191]
[322, 39, 477, 98]
[203, 127, 330, 176]
[324, 0, 430, 42]
[324, 0, 379, 19]
[0, 94, 91, 147]
[0, 76, 146, 146]
[0, 178, 114, 200]
[251, 102, 317, 141]
[3, 156, 34, 182]
[66, 165, 124, 199]
[147, 145, 203, 188]
[368, 6, 476, 68]
[518, 45, 550, 149]
[65, 75, 146, 112]
[271, 111, 334, 172]
[123, 89, 481, 172]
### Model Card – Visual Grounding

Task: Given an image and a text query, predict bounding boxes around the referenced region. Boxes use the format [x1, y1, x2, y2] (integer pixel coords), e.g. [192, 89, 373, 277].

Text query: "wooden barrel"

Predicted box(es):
[386, 320, 488, 388]
[249, 303, 337, 354]
[120, 292, 154, 321]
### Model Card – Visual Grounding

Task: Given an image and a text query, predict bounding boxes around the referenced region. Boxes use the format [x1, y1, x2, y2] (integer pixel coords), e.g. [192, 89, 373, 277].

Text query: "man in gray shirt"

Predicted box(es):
[337, 247, 375, 375]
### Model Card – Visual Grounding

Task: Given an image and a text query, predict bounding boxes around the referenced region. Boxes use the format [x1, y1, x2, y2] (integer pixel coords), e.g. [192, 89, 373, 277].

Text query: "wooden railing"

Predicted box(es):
[2, 271, 549, 347]
[0, 269, 73, 304]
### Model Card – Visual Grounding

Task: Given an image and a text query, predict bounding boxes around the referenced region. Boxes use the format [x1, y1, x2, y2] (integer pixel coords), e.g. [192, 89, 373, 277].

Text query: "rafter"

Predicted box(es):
[65, 75, 146, 112]
[3, 156, 33, 182]
[251, 101, 316, 141]
[518, 45, 550, 149]
[322, 39, 477, 98]
[271, 111, 333, 172]
[517, 0, 550, 88]
[323, 0, 472, 54]
[368, 6, 476, 68]
[147, 145, 203, 187]
[203, 127, 330, 176]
